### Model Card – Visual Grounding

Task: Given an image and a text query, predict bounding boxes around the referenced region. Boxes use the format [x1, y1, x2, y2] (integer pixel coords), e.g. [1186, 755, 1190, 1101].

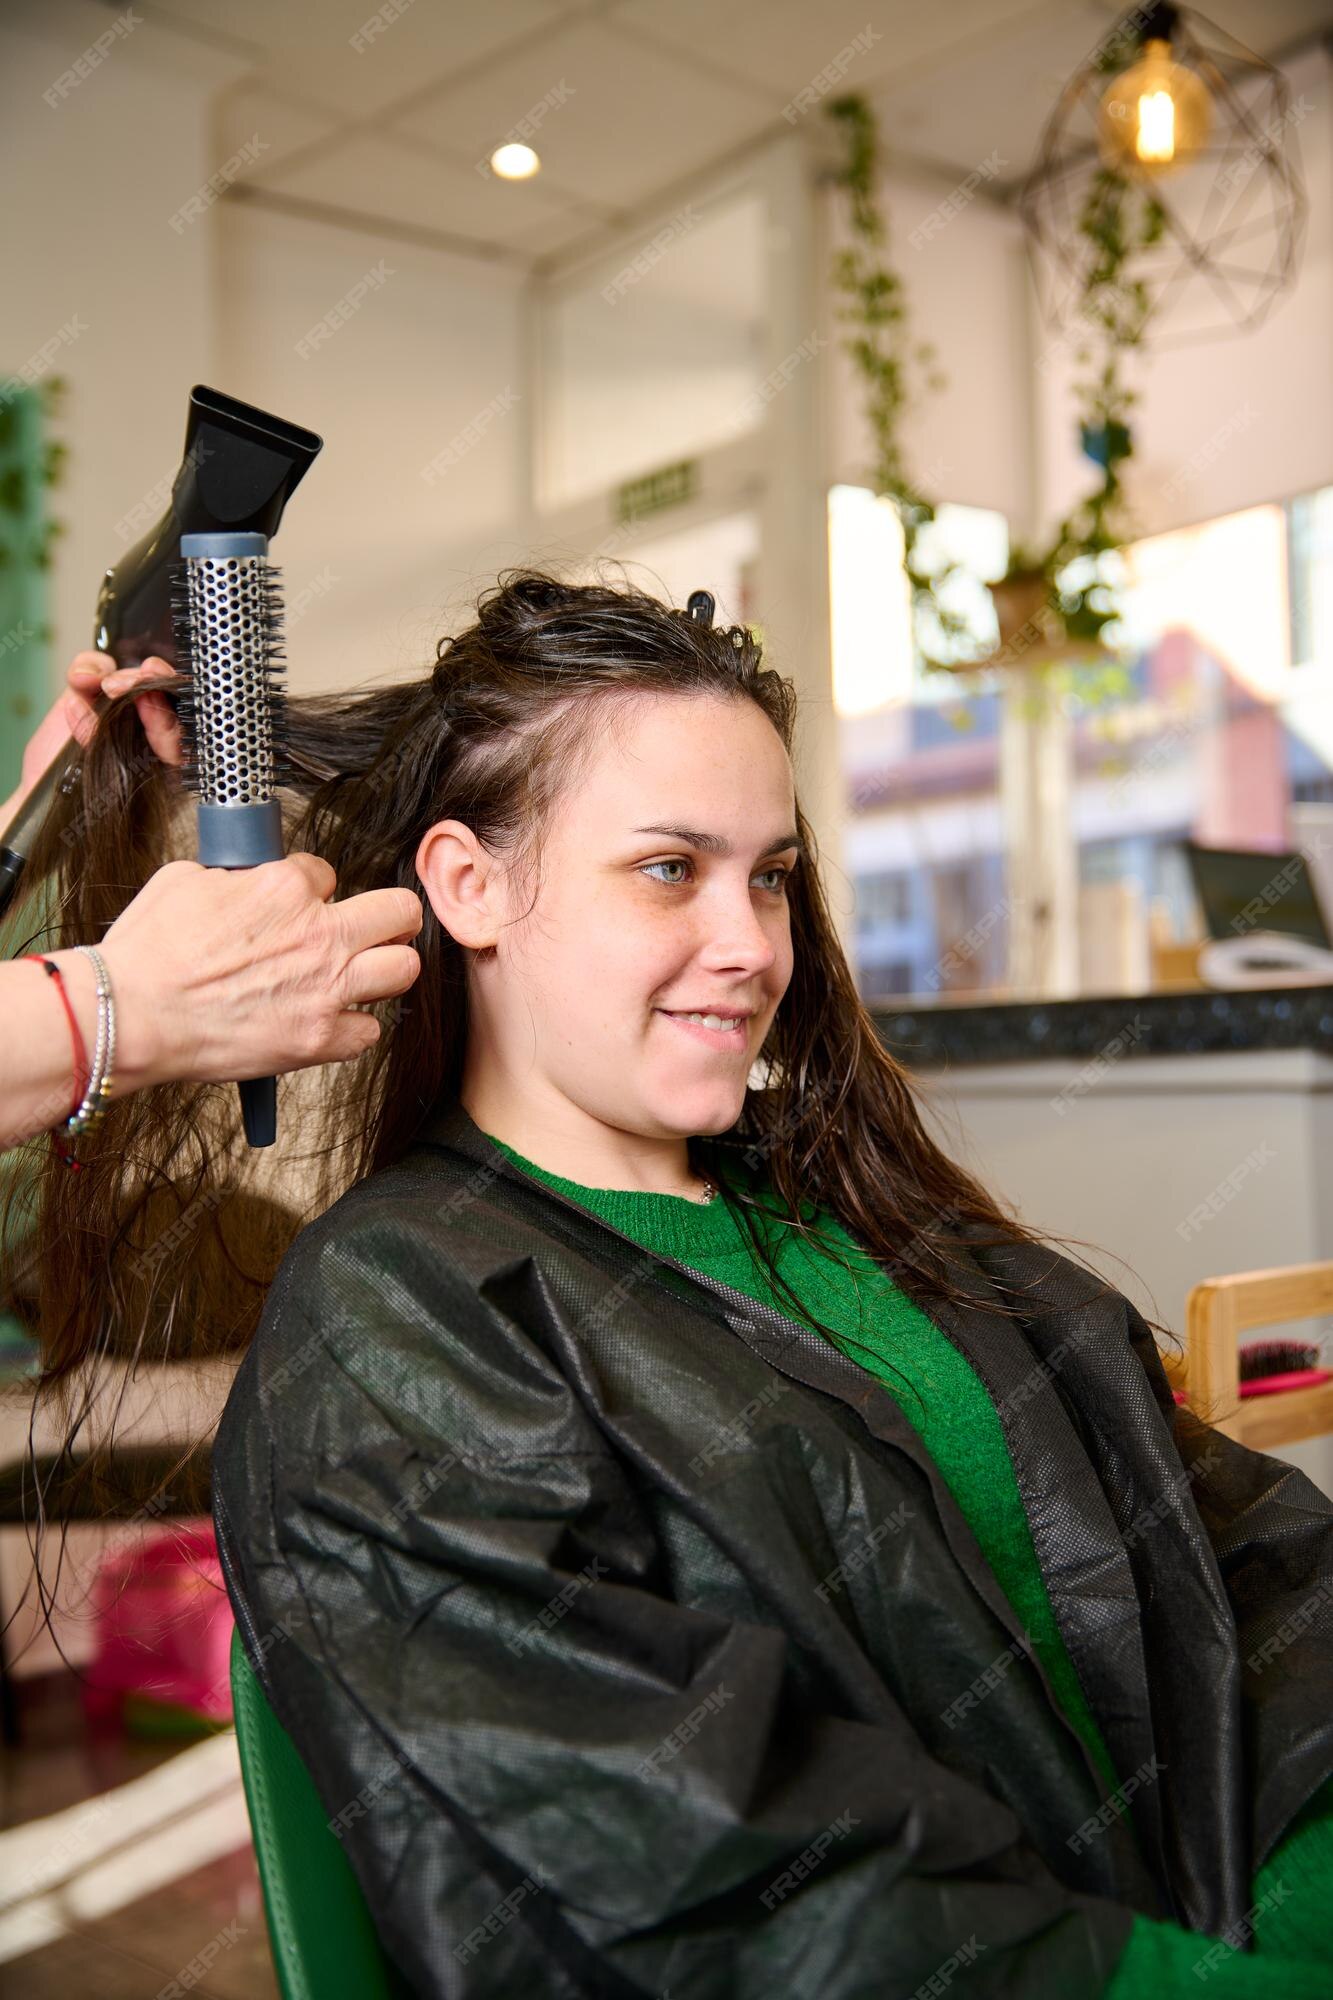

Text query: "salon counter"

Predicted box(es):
[869, 985, 1333, 1500]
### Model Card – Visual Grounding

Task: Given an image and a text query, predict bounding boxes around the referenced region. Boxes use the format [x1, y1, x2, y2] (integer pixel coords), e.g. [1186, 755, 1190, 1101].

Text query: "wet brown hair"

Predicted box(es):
[1, 565, 1187, 1594]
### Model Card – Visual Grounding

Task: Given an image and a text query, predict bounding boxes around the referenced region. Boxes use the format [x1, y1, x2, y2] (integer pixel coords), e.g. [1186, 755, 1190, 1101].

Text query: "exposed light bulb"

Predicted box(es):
[1136, 88, 1176, 163]
[1098, 37, 1212, 174]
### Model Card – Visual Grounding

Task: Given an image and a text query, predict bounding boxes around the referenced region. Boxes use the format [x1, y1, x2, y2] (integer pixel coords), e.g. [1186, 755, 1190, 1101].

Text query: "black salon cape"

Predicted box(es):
[212, 1097, 1333, 1999]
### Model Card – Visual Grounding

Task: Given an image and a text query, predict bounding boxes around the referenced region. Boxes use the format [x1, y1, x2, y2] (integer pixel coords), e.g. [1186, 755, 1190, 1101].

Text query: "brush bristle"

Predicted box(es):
[1237, 1338, 1323, 1381]
[169, 556, 292, 801]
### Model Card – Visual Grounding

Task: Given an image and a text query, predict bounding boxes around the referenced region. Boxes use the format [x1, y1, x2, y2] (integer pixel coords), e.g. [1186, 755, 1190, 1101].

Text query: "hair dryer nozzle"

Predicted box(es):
[0, 388, 321, 923]
[94, 385, 322, 670]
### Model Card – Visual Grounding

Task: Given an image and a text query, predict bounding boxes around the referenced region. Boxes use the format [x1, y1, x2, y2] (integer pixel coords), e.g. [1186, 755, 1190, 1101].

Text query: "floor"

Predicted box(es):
[1, 1671, 279, 2000]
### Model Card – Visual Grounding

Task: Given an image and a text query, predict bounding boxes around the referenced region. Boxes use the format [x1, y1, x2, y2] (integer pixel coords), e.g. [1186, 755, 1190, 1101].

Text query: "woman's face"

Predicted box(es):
[424, 692, 798, 1151]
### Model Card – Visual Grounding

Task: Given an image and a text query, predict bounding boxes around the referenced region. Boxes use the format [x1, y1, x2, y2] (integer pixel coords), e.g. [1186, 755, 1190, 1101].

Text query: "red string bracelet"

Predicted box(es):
[22, 954, 90, 1170]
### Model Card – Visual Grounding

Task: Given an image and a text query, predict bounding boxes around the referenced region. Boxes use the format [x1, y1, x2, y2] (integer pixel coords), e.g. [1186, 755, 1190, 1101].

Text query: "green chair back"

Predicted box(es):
[230, 1624, 411, 2000]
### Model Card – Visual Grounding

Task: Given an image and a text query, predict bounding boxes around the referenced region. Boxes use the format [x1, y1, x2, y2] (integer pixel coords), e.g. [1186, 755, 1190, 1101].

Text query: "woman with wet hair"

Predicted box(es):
[9, 570, 1333, 1997]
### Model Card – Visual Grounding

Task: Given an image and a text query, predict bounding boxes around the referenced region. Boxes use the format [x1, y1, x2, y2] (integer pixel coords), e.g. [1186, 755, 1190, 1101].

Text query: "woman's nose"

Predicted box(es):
[694, 888, 781, 971]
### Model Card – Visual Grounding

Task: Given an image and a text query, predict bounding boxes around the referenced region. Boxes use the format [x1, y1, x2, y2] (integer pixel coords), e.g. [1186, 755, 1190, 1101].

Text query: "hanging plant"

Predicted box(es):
[0, 376, 66, 788]
[825, 94, 975, 676]
[826, 93, 1159, 714]
[1041, 167, 1165, 650]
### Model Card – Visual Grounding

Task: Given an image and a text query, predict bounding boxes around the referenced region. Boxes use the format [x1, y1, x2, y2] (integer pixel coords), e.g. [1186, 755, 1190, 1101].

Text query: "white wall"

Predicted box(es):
[823, 160, 1034, 528]
[214, 202, 528, 695]
[2, 2, 236, 684]
[1, 0, 529, 710]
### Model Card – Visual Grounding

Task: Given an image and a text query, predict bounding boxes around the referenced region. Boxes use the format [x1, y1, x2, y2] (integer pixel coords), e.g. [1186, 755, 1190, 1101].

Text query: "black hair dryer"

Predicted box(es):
[0, 385, 322, 921]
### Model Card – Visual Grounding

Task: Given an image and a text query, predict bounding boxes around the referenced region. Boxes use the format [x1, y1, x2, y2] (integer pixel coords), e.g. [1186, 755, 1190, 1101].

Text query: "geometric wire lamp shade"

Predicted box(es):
[1019, 3, 1307, 349]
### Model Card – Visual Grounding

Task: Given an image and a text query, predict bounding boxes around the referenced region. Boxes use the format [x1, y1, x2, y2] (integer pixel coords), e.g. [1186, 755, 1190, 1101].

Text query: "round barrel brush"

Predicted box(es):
[169, 530, 289, 1147]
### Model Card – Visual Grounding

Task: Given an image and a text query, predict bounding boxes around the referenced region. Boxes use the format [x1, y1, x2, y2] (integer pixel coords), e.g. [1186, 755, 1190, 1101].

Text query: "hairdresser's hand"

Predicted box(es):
[1, 651, 184, 828]
[67, 650, 185, 768]
[97, 852, 423, 1093]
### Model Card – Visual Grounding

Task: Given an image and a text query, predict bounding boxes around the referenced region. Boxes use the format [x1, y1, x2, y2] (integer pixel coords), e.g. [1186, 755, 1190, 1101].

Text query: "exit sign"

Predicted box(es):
[616, 459, 697, 524]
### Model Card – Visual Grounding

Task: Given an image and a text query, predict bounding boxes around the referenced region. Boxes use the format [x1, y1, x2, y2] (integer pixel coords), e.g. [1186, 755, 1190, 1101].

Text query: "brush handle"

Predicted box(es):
[1238, 1367, 1333, 1399]
[197, 799, 284, 1146]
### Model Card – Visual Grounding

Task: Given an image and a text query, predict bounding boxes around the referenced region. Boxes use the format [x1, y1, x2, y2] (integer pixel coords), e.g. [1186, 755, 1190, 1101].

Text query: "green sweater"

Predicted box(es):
[484, 1132, 1333, 1995]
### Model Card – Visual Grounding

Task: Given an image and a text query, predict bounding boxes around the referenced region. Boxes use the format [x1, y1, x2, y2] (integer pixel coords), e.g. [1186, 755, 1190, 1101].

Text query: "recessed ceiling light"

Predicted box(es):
[490, 143, 540, 180]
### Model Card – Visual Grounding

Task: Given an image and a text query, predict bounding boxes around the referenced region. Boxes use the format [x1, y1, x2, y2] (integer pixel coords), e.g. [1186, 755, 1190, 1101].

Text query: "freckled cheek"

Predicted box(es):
[581, 906, 680, 1014]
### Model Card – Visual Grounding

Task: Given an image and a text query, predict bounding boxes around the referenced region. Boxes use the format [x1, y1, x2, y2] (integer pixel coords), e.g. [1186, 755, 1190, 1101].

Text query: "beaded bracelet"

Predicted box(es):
[62, 943, 117, 1138]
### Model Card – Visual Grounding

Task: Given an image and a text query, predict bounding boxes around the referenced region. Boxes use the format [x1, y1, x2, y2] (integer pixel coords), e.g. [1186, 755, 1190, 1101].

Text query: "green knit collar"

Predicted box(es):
[481, 1130, 752, 1257]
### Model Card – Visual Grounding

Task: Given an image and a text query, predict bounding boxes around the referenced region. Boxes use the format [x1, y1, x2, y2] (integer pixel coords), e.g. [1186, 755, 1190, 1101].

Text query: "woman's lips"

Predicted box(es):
[656, 1009, 751, 1050]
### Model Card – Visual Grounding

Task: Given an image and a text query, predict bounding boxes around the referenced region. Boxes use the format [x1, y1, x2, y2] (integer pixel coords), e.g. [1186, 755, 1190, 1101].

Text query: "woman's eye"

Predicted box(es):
[640, 859, 791, 894]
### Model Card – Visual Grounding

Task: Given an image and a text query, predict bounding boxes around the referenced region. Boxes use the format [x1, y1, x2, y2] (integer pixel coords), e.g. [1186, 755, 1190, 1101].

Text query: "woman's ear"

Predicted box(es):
[415, 819, 503, 950]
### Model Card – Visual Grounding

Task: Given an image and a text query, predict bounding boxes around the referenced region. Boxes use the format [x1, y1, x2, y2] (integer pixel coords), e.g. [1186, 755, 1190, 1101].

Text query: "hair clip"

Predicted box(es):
[685, 590, 715, 627]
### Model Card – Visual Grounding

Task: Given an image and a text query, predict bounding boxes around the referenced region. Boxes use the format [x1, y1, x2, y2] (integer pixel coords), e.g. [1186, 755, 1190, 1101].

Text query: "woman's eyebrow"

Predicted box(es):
[631, 823, 805, 859]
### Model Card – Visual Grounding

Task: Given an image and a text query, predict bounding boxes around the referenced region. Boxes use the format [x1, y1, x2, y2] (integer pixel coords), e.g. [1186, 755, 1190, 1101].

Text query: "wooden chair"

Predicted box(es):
[1176, 1260, 1333, 1447]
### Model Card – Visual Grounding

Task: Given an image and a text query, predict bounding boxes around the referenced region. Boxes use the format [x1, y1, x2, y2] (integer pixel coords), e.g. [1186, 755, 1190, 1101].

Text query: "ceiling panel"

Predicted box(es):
[259, 130, 599, 248]
[607, 0, 1055, 100]
[216, 86, 346, 180]
[145, 0, 584, 118]
[125, 0, 1333, 257]
[389, 15, 778, 209]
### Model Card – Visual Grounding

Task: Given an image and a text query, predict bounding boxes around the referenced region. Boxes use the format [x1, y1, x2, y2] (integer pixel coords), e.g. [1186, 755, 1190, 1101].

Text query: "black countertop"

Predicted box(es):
[869, 984, 1333, 1069]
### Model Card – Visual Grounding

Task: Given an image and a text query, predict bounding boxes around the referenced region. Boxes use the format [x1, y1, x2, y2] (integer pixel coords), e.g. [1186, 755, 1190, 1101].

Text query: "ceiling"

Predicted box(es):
[103, 0, 1333, 268]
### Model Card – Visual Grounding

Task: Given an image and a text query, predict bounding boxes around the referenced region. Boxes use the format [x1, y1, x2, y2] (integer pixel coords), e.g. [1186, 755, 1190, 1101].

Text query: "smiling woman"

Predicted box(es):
[12, 567, 1333, 1998]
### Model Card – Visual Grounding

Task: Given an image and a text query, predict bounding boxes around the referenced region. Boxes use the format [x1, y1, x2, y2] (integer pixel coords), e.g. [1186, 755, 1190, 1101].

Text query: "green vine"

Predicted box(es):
[826, 95, 973, 672]
[0, 375, 67, 591]
[827, 93, 1164, 698]
[1043, 168, 1165, 647]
